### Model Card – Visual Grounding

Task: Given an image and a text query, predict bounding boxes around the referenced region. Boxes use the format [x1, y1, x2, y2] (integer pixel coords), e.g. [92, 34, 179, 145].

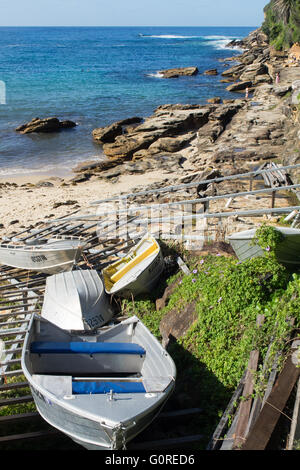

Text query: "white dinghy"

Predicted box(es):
[22, 314, 176, 450]
[102, 234, 165, 298]
[0, 235, 85, 274]
[228, 226, 300, 267]
[41, 270, 114, 331]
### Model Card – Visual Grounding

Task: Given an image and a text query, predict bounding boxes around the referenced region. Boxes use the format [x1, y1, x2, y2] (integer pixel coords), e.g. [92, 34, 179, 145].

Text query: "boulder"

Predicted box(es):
[221, 64, 245, 78]
[101, 106, 211, 160]
[207, 97, 222, 104]
[92, 123, 123, 144]
[158, 67, 199, 78]
[92, 117, 142, 144]
[16, 117, 76, 134]
[148, 133, 195, 154]
[60, 120, 77, 129]
[204, 69, 218, 75]
[239, 63, 268, 81]
[226, 81, 252, 92]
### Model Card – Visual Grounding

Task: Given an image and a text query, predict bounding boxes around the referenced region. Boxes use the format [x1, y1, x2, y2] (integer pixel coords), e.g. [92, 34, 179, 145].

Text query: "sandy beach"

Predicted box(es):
[0, 166, 176, 238]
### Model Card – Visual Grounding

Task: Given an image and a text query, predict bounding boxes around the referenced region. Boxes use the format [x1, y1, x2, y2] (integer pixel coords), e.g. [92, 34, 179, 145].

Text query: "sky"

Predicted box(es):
[0, 0, 270, 27]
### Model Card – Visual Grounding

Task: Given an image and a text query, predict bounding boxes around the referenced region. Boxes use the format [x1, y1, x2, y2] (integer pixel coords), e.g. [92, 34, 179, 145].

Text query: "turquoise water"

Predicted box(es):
[0, 26, 254, 176]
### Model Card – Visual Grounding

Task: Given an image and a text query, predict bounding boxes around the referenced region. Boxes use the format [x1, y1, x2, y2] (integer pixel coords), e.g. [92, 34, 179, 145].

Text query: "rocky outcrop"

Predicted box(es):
[99, 106, 211, 161]
[92, 117, 142, 144]
[158, 67, 199, 78]
[70, 27, 300, 196]
[16, 117, 76, 134]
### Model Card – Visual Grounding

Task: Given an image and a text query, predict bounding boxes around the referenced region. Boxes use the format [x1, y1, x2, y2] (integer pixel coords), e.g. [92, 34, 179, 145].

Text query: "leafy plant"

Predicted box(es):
[251, 223, 284, 253]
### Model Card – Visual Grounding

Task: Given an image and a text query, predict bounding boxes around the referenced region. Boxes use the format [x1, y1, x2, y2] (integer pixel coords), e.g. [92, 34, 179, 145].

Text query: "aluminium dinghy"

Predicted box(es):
[228, 226, 300, 267]
[102, 234, 165, 298]
[41, 269, 114, 331]
[0, 235, 85, 274]
[22, 314, 176, 450]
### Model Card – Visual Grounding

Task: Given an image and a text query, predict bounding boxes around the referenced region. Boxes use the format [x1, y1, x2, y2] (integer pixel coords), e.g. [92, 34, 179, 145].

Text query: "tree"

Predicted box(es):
[272, 0, 295, 24]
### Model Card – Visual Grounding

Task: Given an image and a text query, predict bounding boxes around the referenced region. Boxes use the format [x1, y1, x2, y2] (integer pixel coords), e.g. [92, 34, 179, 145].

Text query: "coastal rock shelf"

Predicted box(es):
[80, 27, 300, 192]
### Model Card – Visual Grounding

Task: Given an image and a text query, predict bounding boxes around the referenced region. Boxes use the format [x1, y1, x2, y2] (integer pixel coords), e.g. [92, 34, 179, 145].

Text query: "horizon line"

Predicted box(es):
[0, 24, 259, 28]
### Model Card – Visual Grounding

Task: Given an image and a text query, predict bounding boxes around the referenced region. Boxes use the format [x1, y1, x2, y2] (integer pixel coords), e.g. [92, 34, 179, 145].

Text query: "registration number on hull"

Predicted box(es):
[31, 255, 48, 263]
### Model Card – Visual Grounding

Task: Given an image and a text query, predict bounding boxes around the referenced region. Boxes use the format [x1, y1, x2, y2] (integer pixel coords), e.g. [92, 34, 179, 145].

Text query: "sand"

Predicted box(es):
[0, 168, 174, 238]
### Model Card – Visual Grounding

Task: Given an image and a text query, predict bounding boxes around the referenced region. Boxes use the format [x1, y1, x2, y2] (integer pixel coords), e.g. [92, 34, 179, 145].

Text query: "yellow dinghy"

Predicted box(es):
[102, 234, 165, 298]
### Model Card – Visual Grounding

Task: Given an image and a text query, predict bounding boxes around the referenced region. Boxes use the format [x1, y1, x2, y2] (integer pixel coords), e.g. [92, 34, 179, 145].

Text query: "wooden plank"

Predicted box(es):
[287, 377, 300, 450]
[242, 349, 300, 450]
[207, 370, 247, 450]
[176, 257, 191, 275]
[233, 350, 259, 449]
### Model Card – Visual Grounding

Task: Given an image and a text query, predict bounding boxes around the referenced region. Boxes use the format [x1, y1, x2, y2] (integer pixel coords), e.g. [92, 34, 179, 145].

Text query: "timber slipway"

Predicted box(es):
[1, 162, 300, 450]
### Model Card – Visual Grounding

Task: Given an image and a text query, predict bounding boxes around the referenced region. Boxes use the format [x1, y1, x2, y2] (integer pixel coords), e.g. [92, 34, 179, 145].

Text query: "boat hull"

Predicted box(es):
[41, 270, 114, 330]
[110, 250, 165, 298]
[228, 227, 300, 267]
[29, 382, 172, 450]
[0, 241, 83, 274]
[22, 315, 176, 450]
[102, 235, 165, 298]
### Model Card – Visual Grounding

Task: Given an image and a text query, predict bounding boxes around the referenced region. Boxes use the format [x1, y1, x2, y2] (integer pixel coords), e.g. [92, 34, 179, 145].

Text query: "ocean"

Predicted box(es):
[0, 26, 254, 177]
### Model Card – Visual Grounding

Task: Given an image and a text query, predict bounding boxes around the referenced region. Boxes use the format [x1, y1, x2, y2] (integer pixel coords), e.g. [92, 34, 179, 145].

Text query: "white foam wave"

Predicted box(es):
[140, 34, 201, 39]
[202, 35, 244, 51]
[146, 72, 164, 79]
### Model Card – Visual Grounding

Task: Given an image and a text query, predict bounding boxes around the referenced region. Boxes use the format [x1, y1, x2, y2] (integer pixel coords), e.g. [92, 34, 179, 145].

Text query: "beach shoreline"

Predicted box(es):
[1, 27, 300, 242]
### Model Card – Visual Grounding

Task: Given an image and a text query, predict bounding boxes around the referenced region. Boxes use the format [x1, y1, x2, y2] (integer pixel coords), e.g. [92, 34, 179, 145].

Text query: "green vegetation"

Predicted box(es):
[262, 0, 300, 50]
[2, 229, 300, 448]
[121, 231, 300, 445]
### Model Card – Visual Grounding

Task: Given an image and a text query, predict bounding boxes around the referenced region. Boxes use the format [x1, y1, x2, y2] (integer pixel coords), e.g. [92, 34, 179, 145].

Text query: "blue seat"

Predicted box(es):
[72, 381, 146, 394]
[30, 341, 146, 356]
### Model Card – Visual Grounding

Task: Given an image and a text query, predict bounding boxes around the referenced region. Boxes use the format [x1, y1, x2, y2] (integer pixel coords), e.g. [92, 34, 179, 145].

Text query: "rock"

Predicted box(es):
[92, 117, 142, 144]
[70, 173, 91, 183]
[254, 74, 272, 85]
[240, 53, 256, 65]
[98, 167, 122, 179]
[52, 200, 78, 209]
[35, 181, 54, 187]
[92, 123, 123, 144]
[159, 300, 198, 347]
[239, 63, 268, 81]
[158, 67, 199, 78]
[226, 81, 252, 92]
[148, 133, 195, 154]
[207, 97, 222, 104]
[9, 220, 19, 225]
[102, 106, 211, 160]
[16, 117, 76, 134]
[204, 69, 218, 75]
[221, 64, 245, 78]
[226, 39, 245, 49]
[274, 85, 292, 97]
[60, 120, 77, 129]
[156, 277, 182, 311]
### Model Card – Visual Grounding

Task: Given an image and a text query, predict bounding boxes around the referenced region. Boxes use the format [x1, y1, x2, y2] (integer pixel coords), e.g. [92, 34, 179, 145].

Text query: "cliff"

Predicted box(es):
[262, 0, 300, 50]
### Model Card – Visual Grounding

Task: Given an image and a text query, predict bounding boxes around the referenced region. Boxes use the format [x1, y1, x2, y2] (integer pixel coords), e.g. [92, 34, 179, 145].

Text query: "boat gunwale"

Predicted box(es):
[21, 315, 176, 426]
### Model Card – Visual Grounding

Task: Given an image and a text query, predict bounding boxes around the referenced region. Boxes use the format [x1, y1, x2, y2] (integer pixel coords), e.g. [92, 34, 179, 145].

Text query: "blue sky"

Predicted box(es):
[0, 0, 270, 27]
